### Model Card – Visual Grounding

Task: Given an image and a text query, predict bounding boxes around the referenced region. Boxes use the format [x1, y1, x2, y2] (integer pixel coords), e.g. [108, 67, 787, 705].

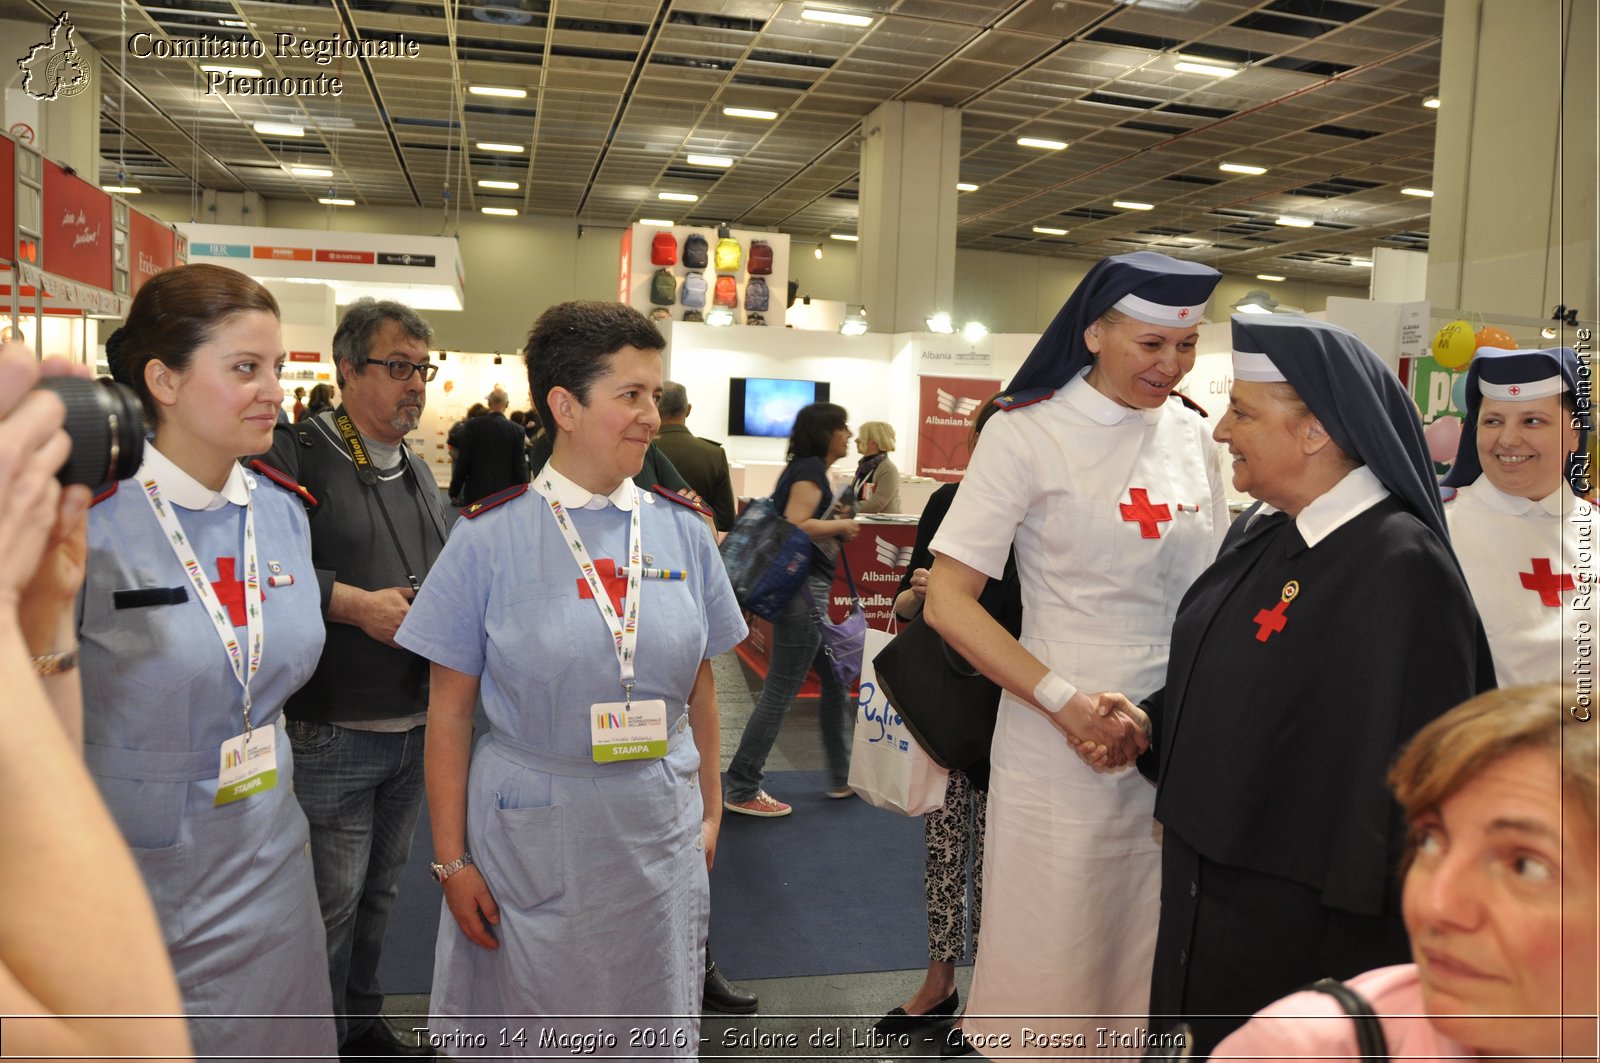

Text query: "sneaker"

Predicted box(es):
[824, 786, 855, 799]
[724, 791, 792, 817]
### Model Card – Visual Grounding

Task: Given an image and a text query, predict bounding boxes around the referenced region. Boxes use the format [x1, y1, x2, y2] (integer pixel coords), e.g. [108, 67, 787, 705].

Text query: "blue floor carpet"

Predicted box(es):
[377, 770, 931, 995]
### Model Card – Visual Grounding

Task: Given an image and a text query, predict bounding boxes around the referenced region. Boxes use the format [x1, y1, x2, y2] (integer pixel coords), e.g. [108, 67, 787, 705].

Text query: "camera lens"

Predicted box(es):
[34, 377, 146, 487]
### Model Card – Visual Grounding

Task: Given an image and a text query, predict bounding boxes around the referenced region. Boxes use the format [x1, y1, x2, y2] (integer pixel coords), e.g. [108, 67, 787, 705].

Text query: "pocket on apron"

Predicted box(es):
[482, 802, 567, 911]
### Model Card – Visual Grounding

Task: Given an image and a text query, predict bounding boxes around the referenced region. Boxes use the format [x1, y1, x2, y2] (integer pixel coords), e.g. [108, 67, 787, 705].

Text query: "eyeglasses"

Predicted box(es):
[367, 357, 438, 382]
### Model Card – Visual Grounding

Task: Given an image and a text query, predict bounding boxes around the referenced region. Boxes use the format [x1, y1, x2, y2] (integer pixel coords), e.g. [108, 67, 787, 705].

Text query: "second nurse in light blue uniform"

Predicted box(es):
[79, 263, 335, 1059]
[397, 300, 746, 1056]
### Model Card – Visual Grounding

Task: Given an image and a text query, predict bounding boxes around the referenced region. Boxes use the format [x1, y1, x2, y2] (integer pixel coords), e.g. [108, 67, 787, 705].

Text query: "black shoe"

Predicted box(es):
[702, 960, 759, 1014]
[940, 1025, 975, 1058]
[872, 989, 959, 1035]
[341, 1017, 437, 1059]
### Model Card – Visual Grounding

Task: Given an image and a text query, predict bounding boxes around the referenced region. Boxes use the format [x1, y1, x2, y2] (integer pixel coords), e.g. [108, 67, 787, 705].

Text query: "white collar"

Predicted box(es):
[142, 443, 251, 511]
[1471, 478, 1574, 518]
[1253, 465, 1389, 548]
[1063, 367, 1164, 426]
[532, 461, 636, 511]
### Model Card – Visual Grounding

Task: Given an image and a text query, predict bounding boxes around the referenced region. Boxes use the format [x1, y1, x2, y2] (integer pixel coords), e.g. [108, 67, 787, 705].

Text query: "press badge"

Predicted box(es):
[215, 726, 279, 806]
[589, 699, 669, 763]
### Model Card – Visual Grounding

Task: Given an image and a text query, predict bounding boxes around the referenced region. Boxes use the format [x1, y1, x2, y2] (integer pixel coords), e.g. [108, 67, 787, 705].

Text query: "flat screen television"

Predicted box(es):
[728, 377, 832, 438]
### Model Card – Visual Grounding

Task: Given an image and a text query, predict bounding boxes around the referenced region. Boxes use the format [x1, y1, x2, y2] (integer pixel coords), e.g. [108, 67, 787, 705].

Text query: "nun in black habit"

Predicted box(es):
[1123, 315, 1496, 1056]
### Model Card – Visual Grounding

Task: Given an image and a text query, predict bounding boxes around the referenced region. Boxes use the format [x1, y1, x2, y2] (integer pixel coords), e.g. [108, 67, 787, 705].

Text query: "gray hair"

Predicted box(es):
[486, 387, 509, 409]
[658, 380, 689, 419]
[332, 298, 433, 387]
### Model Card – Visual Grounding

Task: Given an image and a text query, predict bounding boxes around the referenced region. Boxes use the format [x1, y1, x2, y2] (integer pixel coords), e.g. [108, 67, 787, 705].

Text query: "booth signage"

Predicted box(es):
[916, 374, 1001, 482]
[193, 242, 251, 258]
[0, 138, 14, 263]
[289, 351, 322, 363]
[41, 160, 112, 290]
[127, 209, 176, 296]
[378, 252, 434, 267]
[254, 245, 313, 261]
[317, 249, 374, 264]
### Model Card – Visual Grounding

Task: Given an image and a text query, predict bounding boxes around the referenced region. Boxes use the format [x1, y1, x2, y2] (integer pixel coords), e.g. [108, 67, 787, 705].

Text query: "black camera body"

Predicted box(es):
[35, 376, 145, 487]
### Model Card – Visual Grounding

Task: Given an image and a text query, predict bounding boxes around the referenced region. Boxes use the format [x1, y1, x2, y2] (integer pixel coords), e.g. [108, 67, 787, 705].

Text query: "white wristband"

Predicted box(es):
[1033, 672, 1074, 714]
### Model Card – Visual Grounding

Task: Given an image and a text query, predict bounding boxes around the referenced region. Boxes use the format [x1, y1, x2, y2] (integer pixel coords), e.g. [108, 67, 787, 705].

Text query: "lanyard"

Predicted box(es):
[541, 476, 642, 701]
[331, 406, 442, 592]
[139, 462, 263, 735]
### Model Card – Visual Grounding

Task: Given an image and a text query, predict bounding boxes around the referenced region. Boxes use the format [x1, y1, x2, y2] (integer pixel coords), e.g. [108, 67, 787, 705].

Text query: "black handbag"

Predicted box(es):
[871, 551, 1020, 786]
[1141, 979, 1390, 1061]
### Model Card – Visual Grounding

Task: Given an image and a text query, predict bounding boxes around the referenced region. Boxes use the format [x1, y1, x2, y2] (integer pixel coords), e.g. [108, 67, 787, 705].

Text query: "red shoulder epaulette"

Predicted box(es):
[994, 387, 1055, 411]
[248, 460, 319, 508]
[462, 483, 529, 518]
[1439, 485, 1458, 504]
[652, 484, 713, 518]
[90, 481, 119, 507]
[1176, 393, 1209, 418]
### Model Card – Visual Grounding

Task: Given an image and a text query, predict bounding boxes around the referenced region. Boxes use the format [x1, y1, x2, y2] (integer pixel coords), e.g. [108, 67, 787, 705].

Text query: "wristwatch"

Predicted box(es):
[429, 851, 474, 883]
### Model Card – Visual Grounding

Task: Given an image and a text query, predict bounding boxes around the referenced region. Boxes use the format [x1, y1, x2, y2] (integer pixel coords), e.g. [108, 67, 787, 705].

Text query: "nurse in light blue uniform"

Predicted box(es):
[78, 264, 336, 1060]
[397, 301, 745, 1057]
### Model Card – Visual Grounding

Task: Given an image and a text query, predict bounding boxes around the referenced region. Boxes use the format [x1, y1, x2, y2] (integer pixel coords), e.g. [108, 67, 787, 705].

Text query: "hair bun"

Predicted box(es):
[104, 327, 133, 384]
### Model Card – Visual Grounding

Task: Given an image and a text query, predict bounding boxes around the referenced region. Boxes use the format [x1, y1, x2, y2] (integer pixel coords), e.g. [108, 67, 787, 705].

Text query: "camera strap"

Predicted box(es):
[333, 405, 428, 593]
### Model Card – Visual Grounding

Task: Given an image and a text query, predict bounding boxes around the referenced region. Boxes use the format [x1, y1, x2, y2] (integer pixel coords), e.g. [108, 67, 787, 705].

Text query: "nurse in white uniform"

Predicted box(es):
[1443, 345, 1592, 685]
[924, 252, 1226, 1056]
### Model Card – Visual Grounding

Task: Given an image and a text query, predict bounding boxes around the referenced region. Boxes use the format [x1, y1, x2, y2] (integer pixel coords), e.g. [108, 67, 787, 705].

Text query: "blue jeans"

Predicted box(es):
[286, 721, 427, 1045]
[725, 575, 853, 801]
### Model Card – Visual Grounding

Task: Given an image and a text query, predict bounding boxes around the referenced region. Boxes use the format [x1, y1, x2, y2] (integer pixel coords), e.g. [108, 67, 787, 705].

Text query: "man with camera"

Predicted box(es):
[257, 300, 448, 1058]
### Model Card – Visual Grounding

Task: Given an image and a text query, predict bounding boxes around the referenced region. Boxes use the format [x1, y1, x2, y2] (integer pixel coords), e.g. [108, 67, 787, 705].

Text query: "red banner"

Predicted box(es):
[915, 374, 1001, 482]
[127, 209, 175, 296]
[289, 351, 322, 363]
[617, 228, 631, 304]
[42, 160, 112, 290]
[0, 138, 14, 264]
[316, 249, 374, 264]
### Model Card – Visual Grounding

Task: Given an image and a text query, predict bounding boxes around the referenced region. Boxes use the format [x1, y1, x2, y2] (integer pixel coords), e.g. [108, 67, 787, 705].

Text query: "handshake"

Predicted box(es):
[1055, 691, 1151, 772]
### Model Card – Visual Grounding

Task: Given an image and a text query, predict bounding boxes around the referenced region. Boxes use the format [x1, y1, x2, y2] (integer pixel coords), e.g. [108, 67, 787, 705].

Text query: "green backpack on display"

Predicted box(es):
[650, 268, 677, 306]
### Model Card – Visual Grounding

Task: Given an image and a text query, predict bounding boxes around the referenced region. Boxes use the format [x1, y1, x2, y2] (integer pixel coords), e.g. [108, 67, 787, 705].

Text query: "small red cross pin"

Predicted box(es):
[1520, 558, 1574, 607]
[577, 557, 629, 616]
[1120, 488, 1173, 539]
[1508, 385, 1522, 396]
[1253, 580, 1300, 643]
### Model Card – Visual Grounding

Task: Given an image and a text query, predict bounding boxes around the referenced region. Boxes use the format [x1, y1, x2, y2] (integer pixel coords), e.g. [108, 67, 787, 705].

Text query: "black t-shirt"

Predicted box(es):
[773, 455, 838, 581]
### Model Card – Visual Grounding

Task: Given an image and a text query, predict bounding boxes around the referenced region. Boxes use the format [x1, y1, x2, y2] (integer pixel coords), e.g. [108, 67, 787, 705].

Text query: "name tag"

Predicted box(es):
[216, 725, 279, 805]
[589, 699, 669, 763]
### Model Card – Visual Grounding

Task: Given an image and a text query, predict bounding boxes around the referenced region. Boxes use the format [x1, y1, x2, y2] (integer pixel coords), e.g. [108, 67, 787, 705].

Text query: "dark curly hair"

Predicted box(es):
[522, 301, 665, 431]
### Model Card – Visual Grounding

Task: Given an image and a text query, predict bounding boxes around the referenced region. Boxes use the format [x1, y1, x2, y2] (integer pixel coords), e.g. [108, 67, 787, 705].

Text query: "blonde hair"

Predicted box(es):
[1390, 683, 1598, 867]
[857, 421, 896, 452]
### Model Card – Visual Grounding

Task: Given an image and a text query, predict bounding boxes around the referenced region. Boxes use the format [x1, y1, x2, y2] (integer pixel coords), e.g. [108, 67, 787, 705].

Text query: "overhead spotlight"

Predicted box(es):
[1017, 136, 1068, 150]
[290, 165, 333, 178]
[801, 8, 875, 27]
[1032, 225, 1068, 236]
[926, 311, 954, 334]
[1219, 162, 1267, 175]
[438, 351, 448, 361]
[814, 245, 823, 259]
[687, 153, 734, 168]
[1423, 95, 1441, 109]
[469, 85, 527, 98]
[1175, 56, 1238, 77]
[956, 182, 979, 192]
[830, 233, 859, 241]
[254, 121, 304, 137]
[962, 321, 989, 343]
[477, 179, 519, 190]
[706, 307, 735, 326]
[1232, 290, 1280, 315]
[493, 352, 503, 365]
[840, 305, 869, 336]
[476, 141, 526, 153]
[102, 185, 142, 194]
[1275, 215, 1315, 228]
[658, 191, 698, 202]
[1113, 200, 1154, 211]
[481, 206, 518, 216]
[1401, 187, 1434, 198]
[638, 217, 674, 226]
[1349, 257, 1374, 267]
[1541, 326, 1559, 340]
[1256, 274, 1286, 282]
[318, 197, 355, 206]
[723, 106, 779, 120]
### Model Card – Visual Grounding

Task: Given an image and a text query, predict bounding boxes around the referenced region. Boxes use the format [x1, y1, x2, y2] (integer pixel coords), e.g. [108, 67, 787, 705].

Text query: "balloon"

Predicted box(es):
[1451, 372, 1470, 414]
[1476, 325, 1516, 352]
[1425, 415, 1463, 464]
[1432, 320, 1476, 369]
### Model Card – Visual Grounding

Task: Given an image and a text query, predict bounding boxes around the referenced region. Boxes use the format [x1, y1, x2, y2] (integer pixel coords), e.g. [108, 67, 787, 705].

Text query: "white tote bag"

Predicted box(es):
[848, 626, 949, 815]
